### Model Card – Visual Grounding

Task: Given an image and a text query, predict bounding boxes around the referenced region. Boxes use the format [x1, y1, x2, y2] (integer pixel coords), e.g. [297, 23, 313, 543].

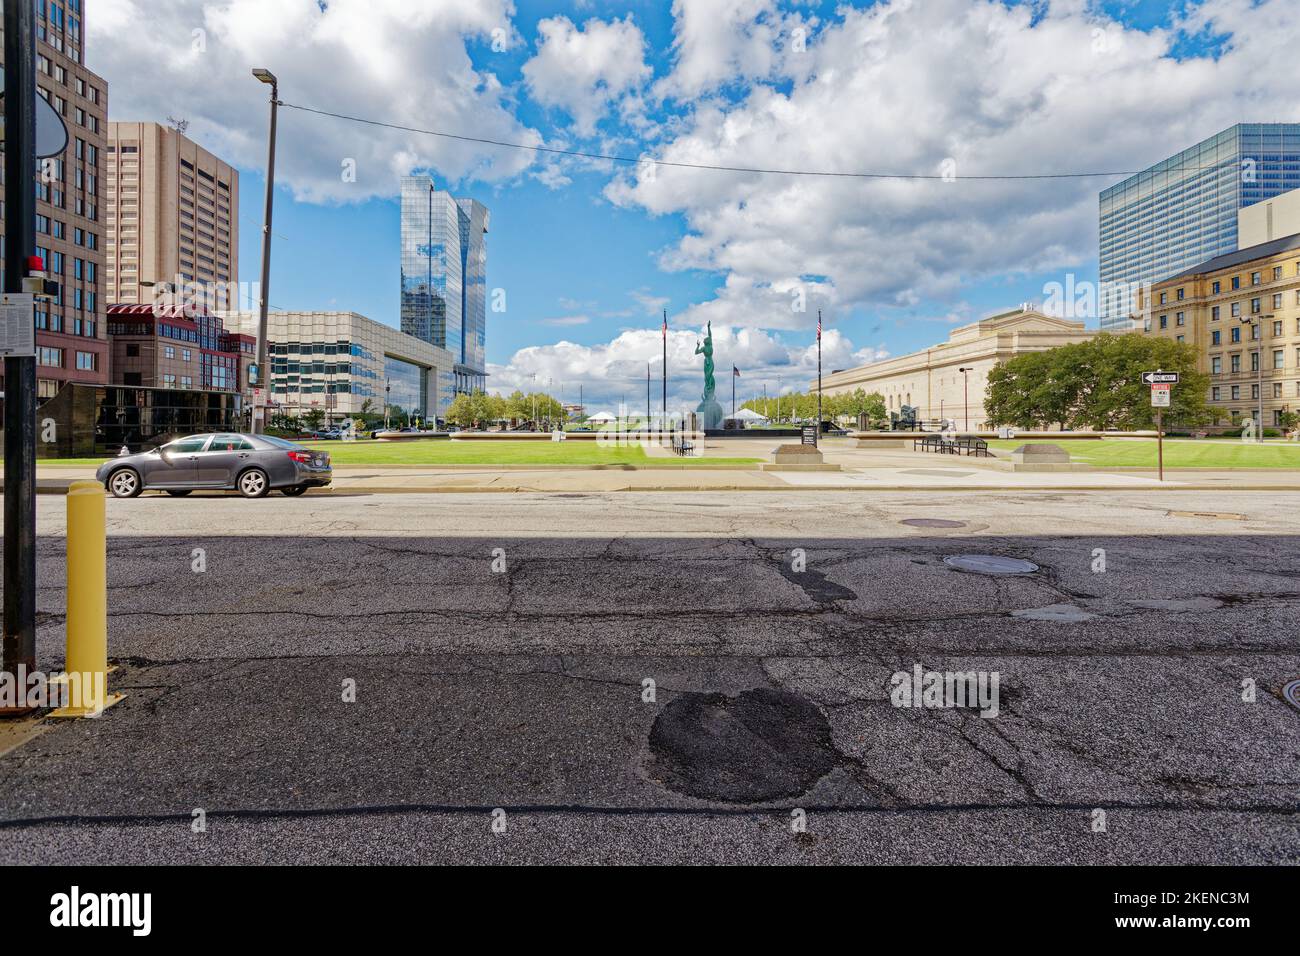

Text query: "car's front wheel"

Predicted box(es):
[237, 468, 270, 499]
[280, 484, 308, 497]
[107, 468, 143, 499]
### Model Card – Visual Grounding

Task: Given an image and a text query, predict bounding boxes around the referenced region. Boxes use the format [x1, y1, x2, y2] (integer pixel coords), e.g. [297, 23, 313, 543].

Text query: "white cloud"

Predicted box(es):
[485, 323, 886, 410]
[522, 15, 652, 137]
[654, 0, 813, 101]
[89, 0, 541, 203]
[609, 0, 1300, 330]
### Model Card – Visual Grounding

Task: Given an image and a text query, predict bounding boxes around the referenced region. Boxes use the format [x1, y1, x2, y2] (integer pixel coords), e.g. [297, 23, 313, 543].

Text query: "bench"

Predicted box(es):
[953, 435, 991, 457]
[671, 434, 695, 457]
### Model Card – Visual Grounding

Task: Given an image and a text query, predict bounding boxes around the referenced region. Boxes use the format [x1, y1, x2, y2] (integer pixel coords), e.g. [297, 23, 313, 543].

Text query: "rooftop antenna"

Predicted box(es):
[167, 115, 189, 134]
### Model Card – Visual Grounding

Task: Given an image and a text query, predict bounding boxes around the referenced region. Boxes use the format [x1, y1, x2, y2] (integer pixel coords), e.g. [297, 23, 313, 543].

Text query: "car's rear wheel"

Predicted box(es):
[107, 468, 142, 498]
[165, 489, 193, 497]
[237, 468, 270, 498]
[280, 484, 308, 497]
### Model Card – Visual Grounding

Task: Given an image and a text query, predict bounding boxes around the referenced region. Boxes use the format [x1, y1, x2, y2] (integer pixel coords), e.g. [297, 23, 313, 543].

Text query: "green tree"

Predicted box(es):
[985, 333, 1215, 431]
[445, 393, 477, 427]
[301, 408, 325, 432]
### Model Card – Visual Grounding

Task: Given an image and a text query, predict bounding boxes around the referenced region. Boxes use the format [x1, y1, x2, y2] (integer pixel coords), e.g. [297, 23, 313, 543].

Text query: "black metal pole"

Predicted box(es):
[646, 363, 650, 428]
[816, 311, 823, 442]
[3, 0, 38, 684]
[661, 310, 667, 436]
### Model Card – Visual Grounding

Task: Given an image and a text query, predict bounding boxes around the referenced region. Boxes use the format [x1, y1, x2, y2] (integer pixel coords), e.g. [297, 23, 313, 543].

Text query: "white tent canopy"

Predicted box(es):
[732, 408, 768, 421]
[586, 410, 617, 422]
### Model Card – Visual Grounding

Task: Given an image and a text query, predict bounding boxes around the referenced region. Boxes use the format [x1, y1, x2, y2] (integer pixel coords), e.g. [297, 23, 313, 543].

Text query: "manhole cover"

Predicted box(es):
[944, 554, 1038, 575]
[901, 518, 967, 528]
[1284, 680, 1300, 710]
[646, 688, 837, 802]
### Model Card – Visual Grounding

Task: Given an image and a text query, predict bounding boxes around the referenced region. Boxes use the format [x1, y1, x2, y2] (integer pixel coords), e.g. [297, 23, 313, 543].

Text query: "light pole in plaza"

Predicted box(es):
[1239, 313, 1273, 442]
[958, 367, 973, 431]
[251, 68, 279, 433]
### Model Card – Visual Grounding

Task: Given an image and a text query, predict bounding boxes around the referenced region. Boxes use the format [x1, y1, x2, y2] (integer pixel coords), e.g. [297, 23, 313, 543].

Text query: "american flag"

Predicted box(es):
[662, 313, 667, 339]
[733, 366, 740, 377]
[817, 312, 822, 341]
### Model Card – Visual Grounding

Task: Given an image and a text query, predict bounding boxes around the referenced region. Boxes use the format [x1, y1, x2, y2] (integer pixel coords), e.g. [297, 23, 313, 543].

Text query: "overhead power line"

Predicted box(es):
[277, 99, 1246, 182]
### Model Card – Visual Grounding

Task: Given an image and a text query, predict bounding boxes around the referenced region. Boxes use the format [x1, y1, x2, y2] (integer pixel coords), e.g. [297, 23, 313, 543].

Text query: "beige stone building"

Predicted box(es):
[105, 121, 239, 307]
[1138, 233, 1300, 428]
[812, 307, 1097, 429]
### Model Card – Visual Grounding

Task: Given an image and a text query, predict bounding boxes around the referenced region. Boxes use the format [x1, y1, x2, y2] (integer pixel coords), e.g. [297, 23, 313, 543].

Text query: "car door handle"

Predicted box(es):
[187, 456, 199, 460]
[238, 453, 249, 459]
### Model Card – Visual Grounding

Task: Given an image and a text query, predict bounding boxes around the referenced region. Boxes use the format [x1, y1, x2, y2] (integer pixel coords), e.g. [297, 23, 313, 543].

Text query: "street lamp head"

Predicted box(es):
[252, 68, 277, 86]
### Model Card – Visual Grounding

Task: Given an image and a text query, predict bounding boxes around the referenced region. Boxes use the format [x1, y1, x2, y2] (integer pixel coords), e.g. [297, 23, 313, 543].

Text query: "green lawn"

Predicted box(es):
[36, 439, 759, 468]
[986, 438, 1300, 469]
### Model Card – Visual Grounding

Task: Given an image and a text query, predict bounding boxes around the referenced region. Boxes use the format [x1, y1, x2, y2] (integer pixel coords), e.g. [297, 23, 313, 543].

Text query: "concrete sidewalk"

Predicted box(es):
[25, 461, 1300, 493]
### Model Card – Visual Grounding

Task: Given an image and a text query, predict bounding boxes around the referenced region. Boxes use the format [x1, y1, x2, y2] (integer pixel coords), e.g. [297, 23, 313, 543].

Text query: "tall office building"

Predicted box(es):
[0, 0, 110, 403]
[105, 121, 239, 308]
[1099, 124, 1300, 329]
[400, 175, 488, 405]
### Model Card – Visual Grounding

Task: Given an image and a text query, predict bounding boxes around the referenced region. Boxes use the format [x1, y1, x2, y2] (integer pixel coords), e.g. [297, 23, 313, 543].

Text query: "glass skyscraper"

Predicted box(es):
[400, 176, 489, 403]
[1099, 123, 1300, 329]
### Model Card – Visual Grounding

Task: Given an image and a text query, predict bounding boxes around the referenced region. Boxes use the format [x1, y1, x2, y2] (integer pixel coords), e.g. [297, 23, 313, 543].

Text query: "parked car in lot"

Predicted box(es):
[96, 433, 332, 499]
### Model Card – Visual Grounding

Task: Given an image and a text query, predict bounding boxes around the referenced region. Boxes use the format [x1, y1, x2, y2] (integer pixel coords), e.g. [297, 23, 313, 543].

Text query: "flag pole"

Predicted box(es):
[661, 309, 668, 435]
[816, 310, 823, 442]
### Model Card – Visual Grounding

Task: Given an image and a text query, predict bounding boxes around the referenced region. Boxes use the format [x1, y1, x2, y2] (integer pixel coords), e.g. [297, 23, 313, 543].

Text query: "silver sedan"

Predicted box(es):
[96, 433, 333, 499]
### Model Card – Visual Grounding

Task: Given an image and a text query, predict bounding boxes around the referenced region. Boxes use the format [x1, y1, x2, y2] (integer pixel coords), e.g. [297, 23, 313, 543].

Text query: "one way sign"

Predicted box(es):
[1141, 371, 1180, 385]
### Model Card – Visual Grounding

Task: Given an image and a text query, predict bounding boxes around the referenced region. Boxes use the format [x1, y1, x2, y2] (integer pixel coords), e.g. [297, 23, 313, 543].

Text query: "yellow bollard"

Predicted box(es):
[51, 480, 123, 718]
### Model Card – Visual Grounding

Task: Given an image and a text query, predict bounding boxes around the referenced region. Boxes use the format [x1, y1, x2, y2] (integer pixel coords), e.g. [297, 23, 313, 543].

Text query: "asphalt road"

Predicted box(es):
[1, 490, 1297, 864]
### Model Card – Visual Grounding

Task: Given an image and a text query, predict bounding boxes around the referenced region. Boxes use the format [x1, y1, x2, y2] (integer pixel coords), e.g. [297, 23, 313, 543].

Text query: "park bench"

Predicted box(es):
[953, 435, 991, 457]
[672, 434, 695, 457]
[913, 435, 950, 453]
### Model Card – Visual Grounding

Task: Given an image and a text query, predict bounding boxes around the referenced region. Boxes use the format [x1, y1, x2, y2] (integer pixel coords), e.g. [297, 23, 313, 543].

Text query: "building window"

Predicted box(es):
[1251, 297, 1261, 314]
[1211, 330, 1221, 346]
[1159, 315, 1167, 329]
[1211, 387, 1221, 401]
[1251, 272, 1261, 286]
[1231, 385, 1240, 400]
[37, 347, 63, 367]
[1274, 349, 1285, 370]
[1231, 354, 1241, 373]
[125, 343, 139, 357]
[1212, 281, 1221, 294]
[1211, 306, 1220, 320]
[1211, 356, 1222, 373]
[75, 351, 96, 371]
[1231, 302, 1242, 317]
[1175, 312, 1184, 326]
[1231, 326, 1241, 343]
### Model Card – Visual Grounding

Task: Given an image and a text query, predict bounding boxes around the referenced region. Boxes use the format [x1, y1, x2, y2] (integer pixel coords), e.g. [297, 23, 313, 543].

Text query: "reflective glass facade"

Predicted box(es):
[400, 176, 488, 395]
[1099, 124, 1300, 328]
[383, 355, 429, 419]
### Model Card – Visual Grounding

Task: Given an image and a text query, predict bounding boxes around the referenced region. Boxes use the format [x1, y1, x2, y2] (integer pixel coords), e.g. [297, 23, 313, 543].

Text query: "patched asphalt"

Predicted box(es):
[0, 490, 1297, 864]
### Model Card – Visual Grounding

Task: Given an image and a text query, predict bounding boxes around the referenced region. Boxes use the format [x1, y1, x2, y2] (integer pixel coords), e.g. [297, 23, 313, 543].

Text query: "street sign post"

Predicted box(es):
[1141, 371, 1180, 385]
[1144, 371, 1176, 481]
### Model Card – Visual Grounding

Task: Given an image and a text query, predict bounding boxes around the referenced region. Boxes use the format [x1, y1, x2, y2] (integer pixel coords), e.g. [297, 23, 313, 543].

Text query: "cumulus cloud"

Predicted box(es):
[608, 0, 1300, 330]
[486, 324, 887, 410]
[90, 0, 541, 203]
[521, 15, 652, 136]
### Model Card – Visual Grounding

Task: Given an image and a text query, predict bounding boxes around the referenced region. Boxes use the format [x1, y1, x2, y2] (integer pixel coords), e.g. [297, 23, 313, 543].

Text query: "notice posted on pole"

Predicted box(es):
[0, 293, 36, 357]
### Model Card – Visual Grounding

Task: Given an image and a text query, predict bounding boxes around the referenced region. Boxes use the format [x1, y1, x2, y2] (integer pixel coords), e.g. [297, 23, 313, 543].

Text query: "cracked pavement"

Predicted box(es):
[1, 489, 1298, 864]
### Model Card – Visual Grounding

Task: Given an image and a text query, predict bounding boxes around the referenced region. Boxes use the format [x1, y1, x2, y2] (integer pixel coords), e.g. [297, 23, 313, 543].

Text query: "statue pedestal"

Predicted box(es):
[695, 399, 725, 431]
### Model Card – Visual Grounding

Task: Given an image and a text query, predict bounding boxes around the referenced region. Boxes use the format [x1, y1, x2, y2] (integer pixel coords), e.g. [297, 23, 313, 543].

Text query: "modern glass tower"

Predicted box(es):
[399, 175, 489, 402]
[1099, 124, 1300, 329]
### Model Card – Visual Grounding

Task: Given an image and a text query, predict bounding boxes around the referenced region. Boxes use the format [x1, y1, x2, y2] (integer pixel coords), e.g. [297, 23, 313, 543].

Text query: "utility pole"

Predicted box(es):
[3, 0, 38, 687]
[251, 68, 279, 434]
[646, 363, 651, 428]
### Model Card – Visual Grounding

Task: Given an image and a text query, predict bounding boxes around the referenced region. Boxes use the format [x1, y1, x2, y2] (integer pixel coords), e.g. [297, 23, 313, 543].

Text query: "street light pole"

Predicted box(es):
[251, 68, 279, 434]
[958, 367, 973, 431]
[1241, 314, 1272, 442]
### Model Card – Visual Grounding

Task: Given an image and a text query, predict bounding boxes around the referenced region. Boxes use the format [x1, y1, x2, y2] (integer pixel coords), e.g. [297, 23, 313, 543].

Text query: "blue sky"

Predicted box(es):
[93, 0, 1297, 407]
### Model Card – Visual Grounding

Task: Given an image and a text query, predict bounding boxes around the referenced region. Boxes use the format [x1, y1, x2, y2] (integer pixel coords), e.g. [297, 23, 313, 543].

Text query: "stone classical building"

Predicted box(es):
[812, 307, 1097, 430]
